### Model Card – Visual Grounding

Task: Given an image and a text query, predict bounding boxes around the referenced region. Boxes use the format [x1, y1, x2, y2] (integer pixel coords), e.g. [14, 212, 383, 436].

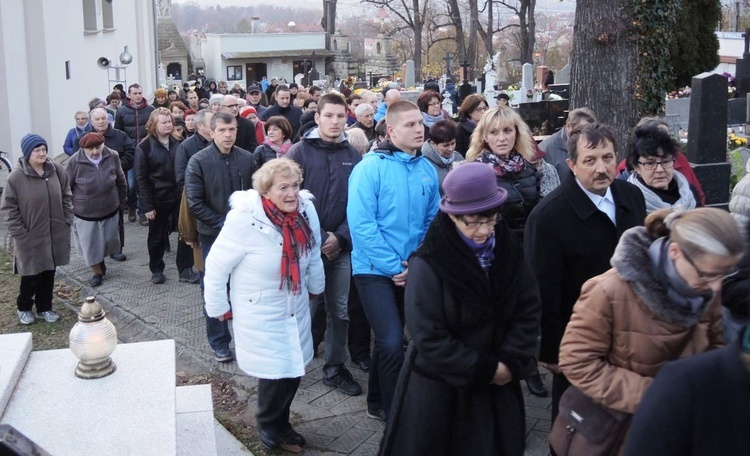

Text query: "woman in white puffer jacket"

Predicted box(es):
[204, 158, 325, 450]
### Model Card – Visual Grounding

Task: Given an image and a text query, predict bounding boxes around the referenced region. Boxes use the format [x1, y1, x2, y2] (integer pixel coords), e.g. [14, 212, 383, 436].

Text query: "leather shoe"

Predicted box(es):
[258, 428, 281, 450]
[127, 208, 136, 222]
[139, 214, 149, 226]
[526, 373, 549, 397]
[354, 359, 371, 372]
[279, 427, 306, 446]
[110, 252, 127, 261]
[151, 272, 166, 284]
[89, 274, 103, 287]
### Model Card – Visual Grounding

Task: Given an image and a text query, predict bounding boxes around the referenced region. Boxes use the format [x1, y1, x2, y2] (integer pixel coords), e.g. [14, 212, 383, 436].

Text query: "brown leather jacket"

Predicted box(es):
[559, 270, 723, 414]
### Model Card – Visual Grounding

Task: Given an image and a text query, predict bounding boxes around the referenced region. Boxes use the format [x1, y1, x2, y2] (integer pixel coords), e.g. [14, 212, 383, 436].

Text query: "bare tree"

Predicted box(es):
[494, 0, 537, 64]
[363, 0, 431, 80]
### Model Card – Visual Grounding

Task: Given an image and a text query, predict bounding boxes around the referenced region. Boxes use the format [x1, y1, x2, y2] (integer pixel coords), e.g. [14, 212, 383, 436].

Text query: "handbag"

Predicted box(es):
[548, 385, 631, 456]
[549, 327, 696, 456]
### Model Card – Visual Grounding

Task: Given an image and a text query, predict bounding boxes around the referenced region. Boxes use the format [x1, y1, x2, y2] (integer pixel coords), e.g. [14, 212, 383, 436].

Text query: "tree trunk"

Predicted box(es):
[447, 0, 468, 77]
[570, 0, 639, 155]
[468, 0, 479, 80]
[518, 0, 536, 64]
[413, 0, 424, 81]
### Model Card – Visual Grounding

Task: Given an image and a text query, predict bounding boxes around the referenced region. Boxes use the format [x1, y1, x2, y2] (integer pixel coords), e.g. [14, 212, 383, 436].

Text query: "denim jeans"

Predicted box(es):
[126, 168, 139, 213]
[200, 233, 232, 352]
[354, 274, 405, 418]
[309, 254, 351, 378]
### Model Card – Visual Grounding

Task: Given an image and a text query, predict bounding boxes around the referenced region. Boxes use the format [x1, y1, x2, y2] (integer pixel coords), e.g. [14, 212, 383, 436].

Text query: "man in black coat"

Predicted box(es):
[524, 123, 646, 433]
[221, 95, 258, 153]
[89, 107, 135, 262]
[175, 109, 213, 191]
[624, 325, 750, 456]
[287, 94, 362, 396]
[259, 85, 303, 141]
[115, 83, 155, 226]
[185, 111, 257, 363]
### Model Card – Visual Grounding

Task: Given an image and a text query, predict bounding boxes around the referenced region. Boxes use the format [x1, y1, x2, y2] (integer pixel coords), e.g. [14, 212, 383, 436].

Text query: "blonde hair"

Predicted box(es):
[646, 208, 746, 259]
[465, 106, 534, 162]
[346, 128, 369, 154]
[252, 158, 303, 194]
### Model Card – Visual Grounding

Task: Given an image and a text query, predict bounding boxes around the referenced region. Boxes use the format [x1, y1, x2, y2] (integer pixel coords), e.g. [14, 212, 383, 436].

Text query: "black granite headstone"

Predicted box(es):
[547, 84, 570, 100]
[728, 97, 747, 125]
[308, 68, 321, 85]
[687, 72, 730, 206]
[518, 100, 569, 135]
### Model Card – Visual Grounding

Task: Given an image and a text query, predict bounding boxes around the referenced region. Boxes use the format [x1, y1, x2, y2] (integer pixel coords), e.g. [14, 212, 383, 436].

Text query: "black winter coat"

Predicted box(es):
[722, 219, 750, 318]
[286, 130, 361, 251]
[184, 143, 256, 236]
[259, 104, 303, 141]
[351, 121, 376, 141]
[114, 99, 155, 144]
[624, 330, 750, 456]
[135, 136, 181, 212]
[234, 115, 259, 153]
[175, 133, 211, 190]
[380, 213, 541, 456]
[493, 160, 540, 241]
[75, 125, 135, 173]
[252, 143, 278, 168]
[455, 120, 475, 157]
[524, 176, 646, 364]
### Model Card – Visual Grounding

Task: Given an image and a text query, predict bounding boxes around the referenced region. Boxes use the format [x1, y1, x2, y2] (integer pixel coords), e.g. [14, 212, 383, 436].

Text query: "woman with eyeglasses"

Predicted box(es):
[380, 163, 541, 455]
[557, 207, 745, 452]
[625, 121, 701, 213]
[416, 90, 446, 141]
[455, 94, 489, 157]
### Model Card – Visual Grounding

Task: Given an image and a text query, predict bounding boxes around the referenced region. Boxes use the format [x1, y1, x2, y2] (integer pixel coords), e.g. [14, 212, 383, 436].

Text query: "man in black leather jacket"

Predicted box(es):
[185, 111, 257, 363]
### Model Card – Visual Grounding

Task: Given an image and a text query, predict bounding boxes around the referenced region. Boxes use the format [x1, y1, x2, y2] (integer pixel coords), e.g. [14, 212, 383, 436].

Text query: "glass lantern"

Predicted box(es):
[69, 296, 118, 379]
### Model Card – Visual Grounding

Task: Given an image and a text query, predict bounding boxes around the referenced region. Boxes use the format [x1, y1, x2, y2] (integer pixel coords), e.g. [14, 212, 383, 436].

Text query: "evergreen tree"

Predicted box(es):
[670, 0, 721, 89]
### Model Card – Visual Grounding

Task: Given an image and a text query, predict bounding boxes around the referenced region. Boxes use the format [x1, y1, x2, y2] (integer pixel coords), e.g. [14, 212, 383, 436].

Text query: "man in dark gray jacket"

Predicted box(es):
[185, 111, 257, 362]
[538, 107, 596, 182]
[287, 94, 363, 395]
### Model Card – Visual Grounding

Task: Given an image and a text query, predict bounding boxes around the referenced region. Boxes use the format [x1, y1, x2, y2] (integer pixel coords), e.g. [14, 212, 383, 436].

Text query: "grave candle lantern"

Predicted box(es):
[69, 296, 118, 379]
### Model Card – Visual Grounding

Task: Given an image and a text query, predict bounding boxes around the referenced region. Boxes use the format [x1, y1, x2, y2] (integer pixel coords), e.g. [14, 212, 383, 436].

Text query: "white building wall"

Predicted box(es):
[0, 0, 156, 162]
[203, 33, 327, 87]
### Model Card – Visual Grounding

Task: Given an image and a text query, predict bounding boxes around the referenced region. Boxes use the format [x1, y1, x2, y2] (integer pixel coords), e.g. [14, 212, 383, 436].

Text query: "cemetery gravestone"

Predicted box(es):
[686, 72, 730, 206]
[405, 60, 415, 88]
[522, 63, 533, 93]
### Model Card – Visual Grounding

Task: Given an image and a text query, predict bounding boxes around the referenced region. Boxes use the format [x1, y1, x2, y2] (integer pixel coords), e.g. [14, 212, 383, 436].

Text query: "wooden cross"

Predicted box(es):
[443, 52, 454, 78]
[460, 60, 472, 82]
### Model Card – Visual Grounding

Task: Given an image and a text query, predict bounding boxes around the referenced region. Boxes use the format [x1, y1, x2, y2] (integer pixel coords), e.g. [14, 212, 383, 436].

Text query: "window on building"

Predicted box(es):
[227, 65, 243, 81]
[82, 0, 98, 32]
[102, 0, 114, 29]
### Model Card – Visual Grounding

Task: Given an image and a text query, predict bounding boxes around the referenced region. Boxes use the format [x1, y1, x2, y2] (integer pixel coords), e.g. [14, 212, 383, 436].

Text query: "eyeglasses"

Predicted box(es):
[458, 216, 498, 229]
[224, 104, 239, 108]
[474, 106, 489, 113]
[637, 157, 675, 171]
[681, 249, 738, 283]
[428, 102, 441, 107]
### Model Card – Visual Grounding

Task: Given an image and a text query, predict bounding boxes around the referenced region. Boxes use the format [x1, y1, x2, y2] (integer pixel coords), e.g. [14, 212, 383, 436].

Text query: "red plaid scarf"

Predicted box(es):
[261, 196, 314, 294]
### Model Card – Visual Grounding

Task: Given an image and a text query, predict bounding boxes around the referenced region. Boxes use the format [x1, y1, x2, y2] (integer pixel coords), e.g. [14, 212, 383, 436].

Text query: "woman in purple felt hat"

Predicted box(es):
[379, 162, 542, 456]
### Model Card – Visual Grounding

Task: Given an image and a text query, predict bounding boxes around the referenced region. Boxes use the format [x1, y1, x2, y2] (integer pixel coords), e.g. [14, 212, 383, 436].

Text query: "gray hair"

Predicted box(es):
[209, 94, 224, 106]
[355, 103, 374, 117]
[194, 109, 213, 128]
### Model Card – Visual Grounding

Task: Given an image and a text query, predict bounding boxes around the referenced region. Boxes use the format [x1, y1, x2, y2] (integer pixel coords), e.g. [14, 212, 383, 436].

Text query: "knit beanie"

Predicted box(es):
[21, 134, 47, 159]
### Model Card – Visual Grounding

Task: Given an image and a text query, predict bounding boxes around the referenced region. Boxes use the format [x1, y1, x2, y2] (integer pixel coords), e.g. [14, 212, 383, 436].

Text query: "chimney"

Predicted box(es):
[251, 16, 260, 33]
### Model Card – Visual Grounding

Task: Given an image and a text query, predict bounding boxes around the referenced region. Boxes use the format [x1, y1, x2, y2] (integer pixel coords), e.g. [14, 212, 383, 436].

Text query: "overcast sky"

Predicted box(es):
[172, 0, 576, 17]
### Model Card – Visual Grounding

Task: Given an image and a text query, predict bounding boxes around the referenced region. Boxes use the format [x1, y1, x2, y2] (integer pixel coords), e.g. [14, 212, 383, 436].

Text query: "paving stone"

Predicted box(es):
[524, 430, 552, 456]
[349, 443, 379, 456]
[316, 413, 361, 437]
[328, 428, 375, 453]
[329, 394, 368, 415]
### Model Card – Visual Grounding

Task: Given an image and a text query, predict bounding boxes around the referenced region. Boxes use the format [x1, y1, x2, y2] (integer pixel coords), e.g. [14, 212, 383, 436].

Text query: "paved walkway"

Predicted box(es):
[7, 218, 552, 455]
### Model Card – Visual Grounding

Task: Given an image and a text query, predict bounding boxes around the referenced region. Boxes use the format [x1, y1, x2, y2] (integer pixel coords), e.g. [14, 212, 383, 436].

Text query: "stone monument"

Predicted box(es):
[157, 0, 189, 84]
[483, 54, 498, 107]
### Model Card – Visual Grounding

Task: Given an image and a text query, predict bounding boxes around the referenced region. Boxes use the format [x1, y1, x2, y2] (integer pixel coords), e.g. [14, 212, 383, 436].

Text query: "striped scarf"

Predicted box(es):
[262, 196, 313, 294]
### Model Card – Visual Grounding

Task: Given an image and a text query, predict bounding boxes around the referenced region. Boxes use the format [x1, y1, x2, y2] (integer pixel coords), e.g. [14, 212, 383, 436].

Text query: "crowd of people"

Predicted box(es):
[1, 77, 749, 455]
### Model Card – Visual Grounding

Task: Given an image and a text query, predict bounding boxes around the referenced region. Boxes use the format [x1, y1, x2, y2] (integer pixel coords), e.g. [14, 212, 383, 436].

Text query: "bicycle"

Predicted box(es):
[0, 151, 13, 197]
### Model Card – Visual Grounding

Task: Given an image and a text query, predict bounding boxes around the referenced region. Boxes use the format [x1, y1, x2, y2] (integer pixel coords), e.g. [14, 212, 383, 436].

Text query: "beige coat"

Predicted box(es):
[1, 158, 73, 275]
[559, 269, 723, 415]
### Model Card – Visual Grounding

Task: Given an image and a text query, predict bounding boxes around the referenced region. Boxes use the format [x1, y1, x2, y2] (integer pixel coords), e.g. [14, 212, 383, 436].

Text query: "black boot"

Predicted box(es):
[526, 372, 549, 397]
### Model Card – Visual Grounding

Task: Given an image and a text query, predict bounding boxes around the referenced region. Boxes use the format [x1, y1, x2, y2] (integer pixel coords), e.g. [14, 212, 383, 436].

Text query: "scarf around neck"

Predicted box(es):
[628, 170, 696, 213]
[422, 111, 443, 128]
[261, 196, 314, 294]
[455, 227, 496, 274]
[263, 138, 293, 157]
[477, 150, 526, 177]
[648, 237, 714, 314]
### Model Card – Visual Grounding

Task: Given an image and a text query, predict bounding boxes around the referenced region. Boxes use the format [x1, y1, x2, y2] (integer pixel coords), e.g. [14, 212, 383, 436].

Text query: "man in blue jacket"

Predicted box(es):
[347, 100, 440, 421]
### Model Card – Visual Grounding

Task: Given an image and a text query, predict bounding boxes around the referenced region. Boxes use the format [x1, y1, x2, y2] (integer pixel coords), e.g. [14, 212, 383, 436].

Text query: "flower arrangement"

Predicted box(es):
[507, 85, 518, 91]
[526, 89, 533, 99]
[728, 132, 748, 149]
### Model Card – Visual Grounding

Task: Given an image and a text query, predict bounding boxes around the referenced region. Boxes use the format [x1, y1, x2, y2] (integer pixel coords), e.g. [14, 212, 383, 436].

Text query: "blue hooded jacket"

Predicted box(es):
[347, 142, 440, 277]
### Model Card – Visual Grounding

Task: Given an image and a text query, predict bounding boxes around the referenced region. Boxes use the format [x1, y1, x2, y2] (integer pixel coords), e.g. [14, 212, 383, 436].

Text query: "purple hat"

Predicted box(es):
[440, 162, 508, 215]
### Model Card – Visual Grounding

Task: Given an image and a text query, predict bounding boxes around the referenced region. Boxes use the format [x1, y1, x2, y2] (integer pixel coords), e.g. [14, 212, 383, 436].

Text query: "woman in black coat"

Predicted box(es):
[466, 106, 540, 242]
[455, 94, 489, 157]
[380, 163, 541, 456]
